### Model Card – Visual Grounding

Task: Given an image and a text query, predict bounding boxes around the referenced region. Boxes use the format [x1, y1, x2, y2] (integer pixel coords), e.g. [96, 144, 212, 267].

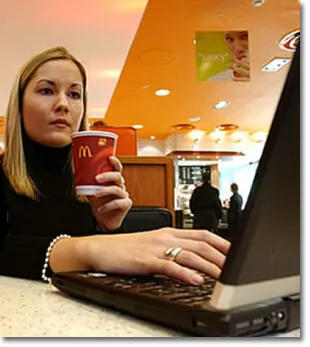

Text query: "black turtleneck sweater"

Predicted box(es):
[0, 133, 107, 280]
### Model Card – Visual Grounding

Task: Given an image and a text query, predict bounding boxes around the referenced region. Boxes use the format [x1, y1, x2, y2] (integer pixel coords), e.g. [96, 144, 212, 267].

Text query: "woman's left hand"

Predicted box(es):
[88, 156, 132, 231]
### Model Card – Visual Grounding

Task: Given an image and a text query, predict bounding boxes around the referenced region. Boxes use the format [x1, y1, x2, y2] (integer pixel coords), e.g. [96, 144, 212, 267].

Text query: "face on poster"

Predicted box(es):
[196, 31, 250, 82]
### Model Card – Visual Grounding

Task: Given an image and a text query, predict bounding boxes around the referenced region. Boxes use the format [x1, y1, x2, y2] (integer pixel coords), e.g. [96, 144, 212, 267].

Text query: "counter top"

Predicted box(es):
[0, 276, 300, 338]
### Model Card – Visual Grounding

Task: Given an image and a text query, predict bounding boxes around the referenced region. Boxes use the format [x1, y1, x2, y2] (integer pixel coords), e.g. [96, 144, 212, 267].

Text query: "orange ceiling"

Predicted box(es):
[0, 0, 300, 141]
[104, 0, 300, 139]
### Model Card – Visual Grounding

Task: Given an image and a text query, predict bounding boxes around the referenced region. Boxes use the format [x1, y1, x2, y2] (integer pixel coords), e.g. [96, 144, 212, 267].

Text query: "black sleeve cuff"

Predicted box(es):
[0, 235, 54, 281]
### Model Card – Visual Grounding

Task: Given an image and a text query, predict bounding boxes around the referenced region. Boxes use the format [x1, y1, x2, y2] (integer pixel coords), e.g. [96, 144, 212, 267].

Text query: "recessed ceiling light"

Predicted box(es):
[251, 0, 264, 7]
[261, 58, 290, 72]
[230, 131, 248, 143]
[252, 131, 267, 143]
[188, 130, 205, 142]
[188, 116, 200, 122]
[196, 155, 200, 159]
[209, 130, 225, 144]
[193, 39, 197, 45]
[155, 89, 170, 96]
[150, 136, 155, 140]
[216, 124, 239, 131]
[172, 124, 195, 132]
[213, 100, 230, 110]
[132, 124, 143, 129]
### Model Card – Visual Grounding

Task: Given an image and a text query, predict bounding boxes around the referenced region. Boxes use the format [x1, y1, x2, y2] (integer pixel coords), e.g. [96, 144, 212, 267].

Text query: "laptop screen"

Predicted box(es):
[221, 44, 300, 285]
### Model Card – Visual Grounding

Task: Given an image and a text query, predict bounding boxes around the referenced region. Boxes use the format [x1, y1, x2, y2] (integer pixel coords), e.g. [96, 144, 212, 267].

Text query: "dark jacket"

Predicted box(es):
[228, 192, 243, 234]
[189, 183, 222, 231]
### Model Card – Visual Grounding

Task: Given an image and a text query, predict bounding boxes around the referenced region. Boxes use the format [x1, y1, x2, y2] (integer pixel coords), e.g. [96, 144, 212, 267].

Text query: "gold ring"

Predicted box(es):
[164, 246, 182, 261]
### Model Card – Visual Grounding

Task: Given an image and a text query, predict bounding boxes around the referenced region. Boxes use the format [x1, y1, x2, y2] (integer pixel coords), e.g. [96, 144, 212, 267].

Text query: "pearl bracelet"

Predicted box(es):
[41, 234, 71, 283]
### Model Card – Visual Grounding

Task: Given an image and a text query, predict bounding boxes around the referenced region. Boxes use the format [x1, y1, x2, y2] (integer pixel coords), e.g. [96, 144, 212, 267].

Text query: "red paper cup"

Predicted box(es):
[71, 130, 118, 195]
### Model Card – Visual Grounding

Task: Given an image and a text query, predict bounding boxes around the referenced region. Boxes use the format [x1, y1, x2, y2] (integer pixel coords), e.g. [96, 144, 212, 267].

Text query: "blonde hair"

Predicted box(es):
[3, 46, 89, 200]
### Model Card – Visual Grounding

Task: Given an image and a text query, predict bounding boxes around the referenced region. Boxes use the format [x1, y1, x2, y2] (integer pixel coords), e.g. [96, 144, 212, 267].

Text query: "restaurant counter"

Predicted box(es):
[0, 276, 300, 338]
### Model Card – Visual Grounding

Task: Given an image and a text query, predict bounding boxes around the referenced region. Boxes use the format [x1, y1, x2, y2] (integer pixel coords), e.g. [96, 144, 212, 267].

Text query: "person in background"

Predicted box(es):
[92, 120, 107, 127]
[228, 183, 243, 236]
[190, 173, 222, 232]
[0, 46, 230, 287]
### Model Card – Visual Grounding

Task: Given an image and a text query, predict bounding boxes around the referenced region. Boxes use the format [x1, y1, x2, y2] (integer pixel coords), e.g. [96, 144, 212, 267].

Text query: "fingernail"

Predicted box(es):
[97, 205, 105, 213]
[191, 273, 204, 285]
[95, 175, 103, 182]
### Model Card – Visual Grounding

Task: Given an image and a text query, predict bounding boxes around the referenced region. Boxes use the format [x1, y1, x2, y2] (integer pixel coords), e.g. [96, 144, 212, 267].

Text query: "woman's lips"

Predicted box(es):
[51, 119, 70, 128]
[52, 123, 68, 128]
[51, 121, 70, 128]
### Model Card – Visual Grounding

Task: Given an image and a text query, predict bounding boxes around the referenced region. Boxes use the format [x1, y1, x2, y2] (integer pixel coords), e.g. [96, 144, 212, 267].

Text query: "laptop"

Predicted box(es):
[51, 43, 300, 337]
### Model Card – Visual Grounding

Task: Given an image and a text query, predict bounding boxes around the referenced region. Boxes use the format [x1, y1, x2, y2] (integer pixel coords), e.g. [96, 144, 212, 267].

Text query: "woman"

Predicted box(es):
[0, 46, 230, 286]
[207, 31, 250, 82]
[228, 183, 243, 237]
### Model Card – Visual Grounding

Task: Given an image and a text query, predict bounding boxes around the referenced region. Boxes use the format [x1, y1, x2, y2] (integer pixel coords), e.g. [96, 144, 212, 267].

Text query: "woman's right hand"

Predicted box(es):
[77, 228, 230, 286]
[231, 58, 250, 81]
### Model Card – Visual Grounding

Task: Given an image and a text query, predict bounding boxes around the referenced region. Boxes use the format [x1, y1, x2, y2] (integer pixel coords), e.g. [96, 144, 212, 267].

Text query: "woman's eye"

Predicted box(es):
[242, 34, 248, 40]
[39, 88, 53, 95]
[69, 91, 81, 99]
[225, 37, 233, 43]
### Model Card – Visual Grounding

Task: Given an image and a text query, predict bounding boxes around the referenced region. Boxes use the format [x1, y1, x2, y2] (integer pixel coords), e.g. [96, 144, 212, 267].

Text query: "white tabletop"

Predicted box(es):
[0, 276, 301, 338]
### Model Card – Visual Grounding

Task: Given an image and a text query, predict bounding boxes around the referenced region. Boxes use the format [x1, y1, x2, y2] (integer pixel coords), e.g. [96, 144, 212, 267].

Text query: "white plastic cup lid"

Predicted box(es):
[71, 130, 118, 140]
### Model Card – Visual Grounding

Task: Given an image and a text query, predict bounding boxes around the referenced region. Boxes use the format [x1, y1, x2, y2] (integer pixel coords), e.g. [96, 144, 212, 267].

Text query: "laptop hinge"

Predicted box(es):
[210, 275, 300, 311]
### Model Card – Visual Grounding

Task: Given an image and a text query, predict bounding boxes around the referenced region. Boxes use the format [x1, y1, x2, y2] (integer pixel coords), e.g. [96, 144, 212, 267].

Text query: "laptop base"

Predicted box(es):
[52, 272, 300, 337]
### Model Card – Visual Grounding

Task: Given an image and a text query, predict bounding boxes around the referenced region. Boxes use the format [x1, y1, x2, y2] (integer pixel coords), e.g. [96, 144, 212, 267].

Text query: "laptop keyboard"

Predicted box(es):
[83, 273, 215, 307]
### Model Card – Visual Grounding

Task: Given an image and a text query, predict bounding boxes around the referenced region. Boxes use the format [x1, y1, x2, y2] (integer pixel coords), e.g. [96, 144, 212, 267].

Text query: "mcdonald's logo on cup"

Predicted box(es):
[71, 130, 118, 196]
[78, 145, 93, 158]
